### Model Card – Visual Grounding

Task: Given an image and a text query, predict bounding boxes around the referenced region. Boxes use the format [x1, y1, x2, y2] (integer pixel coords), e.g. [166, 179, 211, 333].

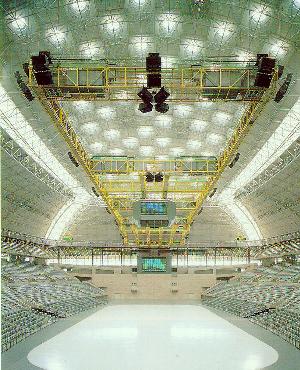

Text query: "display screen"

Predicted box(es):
[140, 202, 167, 215]
[142, 258, 167, 272]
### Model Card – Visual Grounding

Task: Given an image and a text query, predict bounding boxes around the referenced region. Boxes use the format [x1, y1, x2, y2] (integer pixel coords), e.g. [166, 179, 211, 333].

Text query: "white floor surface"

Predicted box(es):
[27, 305, 278, 370]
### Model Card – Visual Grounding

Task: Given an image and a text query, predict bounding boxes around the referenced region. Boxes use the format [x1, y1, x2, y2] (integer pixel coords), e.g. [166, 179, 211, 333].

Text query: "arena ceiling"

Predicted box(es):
[0, 0, 299, 243]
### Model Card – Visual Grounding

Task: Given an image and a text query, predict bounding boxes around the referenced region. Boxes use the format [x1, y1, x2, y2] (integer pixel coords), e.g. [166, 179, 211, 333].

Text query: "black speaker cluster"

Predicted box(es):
[67, 151, 79, 167]
[14, 71, 34, 101]
[31, 51, 53, 85]
[228, 152, 240, 168]
[254, 54, 276, 88]
[137, 53, 170, 113]
[274, 73, 293, 103]
[145, 171, 164, 182]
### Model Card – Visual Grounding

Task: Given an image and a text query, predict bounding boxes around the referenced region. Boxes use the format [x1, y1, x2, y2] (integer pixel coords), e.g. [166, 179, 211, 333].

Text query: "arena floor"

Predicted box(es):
[27, 305, 278, 370]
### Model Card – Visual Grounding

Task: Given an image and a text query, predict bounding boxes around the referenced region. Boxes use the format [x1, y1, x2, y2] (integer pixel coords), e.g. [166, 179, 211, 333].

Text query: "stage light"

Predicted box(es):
[137, 86, 153, 113]
[146, 172, 154, 182]
[139, 102, 153, 113]
[154, 87, 170, 113]
[155, 172, 164, 182]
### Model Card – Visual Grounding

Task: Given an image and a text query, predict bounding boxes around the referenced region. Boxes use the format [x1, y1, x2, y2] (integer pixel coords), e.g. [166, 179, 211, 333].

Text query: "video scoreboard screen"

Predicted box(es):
[142, 258, 167, 272]
[140, 202, 167, 215]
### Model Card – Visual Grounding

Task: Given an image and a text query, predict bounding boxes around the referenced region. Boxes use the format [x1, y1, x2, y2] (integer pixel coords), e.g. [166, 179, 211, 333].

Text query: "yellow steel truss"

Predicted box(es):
[29, 64, 266, 102]
[28, 63, 278, 247]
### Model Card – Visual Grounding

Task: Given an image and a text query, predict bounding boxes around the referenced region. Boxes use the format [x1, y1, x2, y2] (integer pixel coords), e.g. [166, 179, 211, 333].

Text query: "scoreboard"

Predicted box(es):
[133, 200, 176, 228]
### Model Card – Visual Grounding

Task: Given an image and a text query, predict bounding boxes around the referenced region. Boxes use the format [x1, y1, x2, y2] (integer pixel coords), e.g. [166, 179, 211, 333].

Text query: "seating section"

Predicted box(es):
[202, 264, 300, 349]
[1, 261, 107, 352]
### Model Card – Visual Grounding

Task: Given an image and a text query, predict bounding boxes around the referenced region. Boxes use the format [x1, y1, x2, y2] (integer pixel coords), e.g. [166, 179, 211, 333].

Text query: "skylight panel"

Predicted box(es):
[206, 133, 223, 145]
[110, 148, 125, 155]
[140, 145, 154, 156]
[155, 116, 172, 128]
[269, 40, 289, 57]
[182, 39, 203, 57]
[122, 137, 139, 148]
[170, 147, 185, 156]
[186, 139, 202, 150]
[46, 27, 66, 45]
[8, 14, 27, 32]
[81, 122, 99, 134]
[80, 42, 102, 58]
[102, 15, 123, 34]
[98, 107, 116, 119]
[90, 142, 105, 153]
[250, 5, 270, 24]
[157, 13, 179, 34]
[174, 105, 193, 117]
[213, 22, 234, 40]
[156, 137, 171, 147]
[190, 120, 208, 132]
[70, 0, 88, 13]
[104, 129, 120, 140]
[137, 126, 153, 138]
[215, 111, 232, 126]
[130, 36, 153, 55]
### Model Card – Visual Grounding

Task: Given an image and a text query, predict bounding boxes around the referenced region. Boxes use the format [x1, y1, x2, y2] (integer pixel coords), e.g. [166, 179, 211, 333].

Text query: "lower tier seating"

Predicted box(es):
[1, 261, 107, 352]
[202, 264, 300, 350]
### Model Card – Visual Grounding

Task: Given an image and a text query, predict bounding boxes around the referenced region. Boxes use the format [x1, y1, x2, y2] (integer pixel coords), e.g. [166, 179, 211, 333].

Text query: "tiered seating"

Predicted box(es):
[1, 261, 107, 352]
[202, 264, 300, 349]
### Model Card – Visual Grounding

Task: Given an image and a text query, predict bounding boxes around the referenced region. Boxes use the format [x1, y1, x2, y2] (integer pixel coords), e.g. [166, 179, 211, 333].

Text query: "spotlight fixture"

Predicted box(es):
[228, 152, 240, 168]
[67, 151, 79, 167]
[274, 73, 292, 103]
[145, 171, 155, 182]
[154, 87, 170, 113]
[15, 71, 34, 101]
[137, 86, 153, 113]
[154, 172, 164, 182]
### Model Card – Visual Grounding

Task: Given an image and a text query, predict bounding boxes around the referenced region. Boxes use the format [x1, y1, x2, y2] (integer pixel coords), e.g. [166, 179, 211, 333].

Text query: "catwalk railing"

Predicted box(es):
[2, 230, 299, 265]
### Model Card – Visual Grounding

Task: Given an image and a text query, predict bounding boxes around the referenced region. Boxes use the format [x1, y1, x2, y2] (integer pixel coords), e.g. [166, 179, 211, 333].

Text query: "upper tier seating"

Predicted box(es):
[1, 261, 107, 352]
[202, 263, 300, 349]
